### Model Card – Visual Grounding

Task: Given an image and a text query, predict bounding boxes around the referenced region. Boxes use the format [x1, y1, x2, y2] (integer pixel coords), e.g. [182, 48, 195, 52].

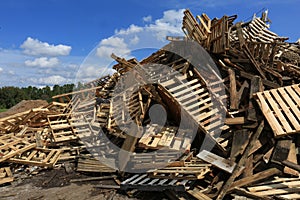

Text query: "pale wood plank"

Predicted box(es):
[256, 92, 284, 136]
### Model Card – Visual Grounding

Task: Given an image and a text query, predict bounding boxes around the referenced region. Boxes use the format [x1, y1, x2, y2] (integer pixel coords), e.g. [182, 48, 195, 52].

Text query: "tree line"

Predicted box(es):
[0, 84, 76, 109]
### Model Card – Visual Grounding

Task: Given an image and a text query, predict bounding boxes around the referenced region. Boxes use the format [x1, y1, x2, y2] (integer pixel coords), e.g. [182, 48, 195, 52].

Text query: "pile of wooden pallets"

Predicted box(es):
[1, 9, 300, 200]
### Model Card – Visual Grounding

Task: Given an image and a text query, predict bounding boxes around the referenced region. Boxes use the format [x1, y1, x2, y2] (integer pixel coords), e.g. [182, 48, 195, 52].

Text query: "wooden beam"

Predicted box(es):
[229, 168, 281, 190]
[216, 121, 265, 200]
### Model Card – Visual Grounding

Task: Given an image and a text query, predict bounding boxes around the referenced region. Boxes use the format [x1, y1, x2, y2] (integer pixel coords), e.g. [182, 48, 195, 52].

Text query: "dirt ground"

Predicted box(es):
[0, 100, 48, 118]
[0, 167, 170, 200]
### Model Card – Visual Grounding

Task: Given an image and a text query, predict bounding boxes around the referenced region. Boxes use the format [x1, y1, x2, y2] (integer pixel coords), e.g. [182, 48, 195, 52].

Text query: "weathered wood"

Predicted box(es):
[197, 150, 236, 173]
[229, 168, 281, 190]
[229, 68, 238, 110]
[247, 76, 263, 122]
[282, 160, 300, 172]
[216, 121, 265, 200]
[225, 117, 245, 125]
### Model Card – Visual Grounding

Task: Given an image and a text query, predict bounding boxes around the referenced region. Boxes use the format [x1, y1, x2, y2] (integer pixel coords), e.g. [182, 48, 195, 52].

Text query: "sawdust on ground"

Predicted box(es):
[0, 100, 48, 118]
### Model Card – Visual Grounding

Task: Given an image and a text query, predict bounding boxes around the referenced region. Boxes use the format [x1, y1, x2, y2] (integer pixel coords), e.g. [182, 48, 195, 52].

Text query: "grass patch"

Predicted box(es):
[0, 109, 8, 113]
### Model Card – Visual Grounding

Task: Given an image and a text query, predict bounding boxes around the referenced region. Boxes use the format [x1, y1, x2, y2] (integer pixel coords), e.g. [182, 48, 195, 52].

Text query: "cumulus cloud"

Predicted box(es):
[25, 57, 59, 67]
[143, 15, 152, 22]
[114, 9, 184, 42]
[130, 35, 140, 45]
[115, 24, 143, 35]
[30, 75, 71, 85]
[0, 67, 3, 73]
[146, 9, 184, 41]
[20, 37, 71, 56]
[96, 36, 130, 58]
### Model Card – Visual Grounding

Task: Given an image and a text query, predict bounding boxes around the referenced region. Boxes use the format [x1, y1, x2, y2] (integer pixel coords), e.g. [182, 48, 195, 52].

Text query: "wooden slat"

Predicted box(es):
[256, 92, 284, 136]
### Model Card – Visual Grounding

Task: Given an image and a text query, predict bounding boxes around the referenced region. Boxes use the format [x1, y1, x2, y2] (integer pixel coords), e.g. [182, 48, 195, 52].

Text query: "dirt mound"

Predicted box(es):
[0, 100, 48, 118]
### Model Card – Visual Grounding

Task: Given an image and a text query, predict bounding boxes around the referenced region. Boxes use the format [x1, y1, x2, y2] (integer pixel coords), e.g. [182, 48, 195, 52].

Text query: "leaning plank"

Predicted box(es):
[229, 168, 281, 190]
[216, 121, 265, 200]
[197, 150, 236, 173]
[187, 187, 212, 200]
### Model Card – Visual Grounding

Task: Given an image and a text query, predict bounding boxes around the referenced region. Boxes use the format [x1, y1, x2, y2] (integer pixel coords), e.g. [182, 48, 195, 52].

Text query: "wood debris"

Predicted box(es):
[1, 8, 300, 200]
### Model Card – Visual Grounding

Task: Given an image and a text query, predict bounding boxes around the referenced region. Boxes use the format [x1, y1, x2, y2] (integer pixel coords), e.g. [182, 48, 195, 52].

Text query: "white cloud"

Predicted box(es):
[30, 75, 70, 85]
[146, 9, 184, 41]
[115, 24, 143, 35]
[130, 35, 140, 45]
[20, 37, 72, 56]
[0, 67, 3, 73]
[143, 15, 152, 22]
[25, 57, 59, 67]
[96, 36, 130, 58]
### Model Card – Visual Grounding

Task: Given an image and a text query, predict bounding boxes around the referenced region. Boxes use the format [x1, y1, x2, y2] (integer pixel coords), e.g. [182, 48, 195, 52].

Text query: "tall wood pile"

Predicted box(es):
[1, 9, 300, 200]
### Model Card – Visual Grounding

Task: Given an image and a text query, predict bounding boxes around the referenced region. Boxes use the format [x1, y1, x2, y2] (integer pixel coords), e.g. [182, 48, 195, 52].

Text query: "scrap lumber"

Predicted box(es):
[216, 121, 265, 200]
[197, 150, 236, 173]
[0, 134, 36, 162]
[0, 167, 14, 185]
[1, 8, 300, 200]
[247, 177, 300, 199]
[120, 174, 193, 192]
[255, 84, 300, 137]
[8, 148, 61, 168]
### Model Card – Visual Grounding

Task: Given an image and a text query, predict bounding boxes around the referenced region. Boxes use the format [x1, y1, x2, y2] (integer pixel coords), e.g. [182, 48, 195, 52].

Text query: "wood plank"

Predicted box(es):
[172, 83, 202, 97]
[277, 87, 300, 131]
[256, 93, 284, 136]
[271, 89, 300, 130]
[168, 79, 199, 93]
[197, 150, 236, 173]
[229, 68, 238, 110]
[252, 187, 300, 196]
[230, 168, 281, 190]
[216, 121, 265, 200]
[264, 91, 293, 133]
[225, 117, 245, 125]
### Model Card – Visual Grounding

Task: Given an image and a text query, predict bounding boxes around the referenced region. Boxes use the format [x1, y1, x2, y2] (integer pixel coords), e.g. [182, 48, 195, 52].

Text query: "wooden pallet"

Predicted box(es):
[96, 103, 110, 127]
[159, 74, 228, 152]
[0, 134, 36, 162]
[47, 114, 94, 143]
[0, 167, 14, 185]
[120, 174, 194, 191]
[76, 156, 116, 173]
[247, 177, 300, 199]
[8, 148, 61, 168]
[138, 125, 192, 151]
[182, 10, 208, 46]
[255, 84, 300, 137]
[129, 151, 183, 170]
[147, 164, 211, 180]
[109, 85, 142, 131]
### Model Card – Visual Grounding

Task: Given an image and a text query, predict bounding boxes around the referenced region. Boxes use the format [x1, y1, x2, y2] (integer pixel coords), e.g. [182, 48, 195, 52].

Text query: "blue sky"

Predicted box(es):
[0, 0, 299, 87]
